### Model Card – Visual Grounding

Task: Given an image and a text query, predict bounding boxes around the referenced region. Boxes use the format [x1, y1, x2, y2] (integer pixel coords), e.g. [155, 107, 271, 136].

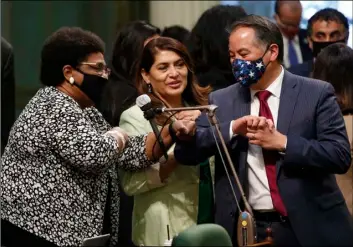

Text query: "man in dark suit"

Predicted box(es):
[174, 15, 352, 246]
[1, 37, 16, 155]
[274, 0, 312, 68]
[289, 8, 349, 78]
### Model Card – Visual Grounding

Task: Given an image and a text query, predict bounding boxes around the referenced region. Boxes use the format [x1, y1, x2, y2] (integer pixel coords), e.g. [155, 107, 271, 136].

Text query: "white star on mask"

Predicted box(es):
[256, 62, 264, 69]
[249, 71, 255, 78]
[246, 61, 251, 65]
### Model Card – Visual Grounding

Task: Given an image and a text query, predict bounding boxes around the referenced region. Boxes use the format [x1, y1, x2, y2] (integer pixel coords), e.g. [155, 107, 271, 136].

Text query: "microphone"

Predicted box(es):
[154, 105, 218, 115]
[136, 95, 169, 161]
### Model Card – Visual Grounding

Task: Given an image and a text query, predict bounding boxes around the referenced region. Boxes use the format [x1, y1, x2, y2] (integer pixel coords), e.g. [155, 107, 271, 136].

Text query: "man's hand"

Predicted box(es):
[172, 119, 196, 141]
[232, 116, 274, 136]
[246, 126, 287, 151]
[176, 110, 201, 121]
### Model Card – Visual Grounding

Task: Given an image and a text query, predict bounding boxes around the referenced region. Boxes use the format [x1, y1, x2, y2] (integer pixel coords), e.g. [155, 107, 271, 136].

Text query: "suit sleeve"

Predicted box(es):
[284, 83, 352, 174]
[174, 93, 232, 165]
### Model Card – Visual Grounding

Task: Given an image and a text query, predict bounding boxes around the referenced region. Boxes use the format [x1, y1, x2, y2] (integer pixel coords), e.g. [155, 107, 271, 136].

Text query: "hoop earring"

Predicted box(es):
[147, 83, 153, 93]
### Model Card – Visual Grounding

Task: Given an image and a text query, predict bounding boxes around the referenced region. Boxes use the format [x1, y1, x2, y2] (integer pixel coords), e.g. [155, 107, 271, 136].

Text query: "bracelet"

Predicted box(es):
[168, 120, 178, 142]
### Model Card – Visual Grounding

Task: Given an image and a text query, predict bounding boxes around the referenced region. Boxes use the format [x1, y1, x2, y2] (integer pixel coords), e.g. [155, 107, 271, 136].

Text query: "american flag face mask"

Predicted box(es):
[231, 47, 269, 87]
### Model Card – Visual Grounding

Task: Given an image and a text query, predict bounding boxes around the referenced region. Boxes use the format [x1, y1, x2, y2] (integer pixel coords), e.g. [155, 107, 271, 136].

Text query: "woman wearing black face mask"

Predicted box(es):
[0, 27, 197, 247]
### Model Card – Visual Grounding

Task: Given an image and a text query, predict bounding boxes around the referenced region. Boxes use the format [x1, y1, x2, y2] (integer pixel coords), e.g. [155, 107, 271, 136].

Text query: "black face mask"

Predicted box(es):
[72, 71, 108, 107]
[312, 39, 346, 57]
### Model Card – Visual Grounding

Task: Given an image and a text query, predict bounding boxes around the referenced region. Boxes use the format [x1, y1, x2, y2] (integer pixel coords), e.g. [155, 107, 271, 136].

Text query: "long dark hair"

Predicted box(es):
[187, 5, 247, 90]
[110, 20, 161, 82]
[99, 21, 161, 125]
[313, 43, 353, 113]
[136, 37, 211, 124]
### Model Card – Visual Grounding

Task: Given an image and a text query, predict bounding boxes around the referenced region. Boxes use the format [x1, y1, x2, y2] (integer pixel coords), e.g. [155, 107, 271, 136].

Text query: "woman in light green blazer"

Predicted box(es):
[119, 37, 214, 246]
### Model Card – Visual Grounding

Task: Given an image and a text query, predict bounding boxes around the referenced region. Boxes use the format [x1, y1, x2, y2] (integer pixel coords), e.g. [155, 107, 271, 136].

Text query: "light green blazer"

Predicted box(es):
[119, 105, 200, 246]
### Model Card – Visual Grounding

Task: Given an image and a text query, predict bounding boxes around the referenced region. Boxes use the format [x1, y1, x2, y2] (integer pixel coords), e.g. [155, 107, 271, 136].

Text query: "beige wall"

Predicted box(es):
[149, 1, 219, 30]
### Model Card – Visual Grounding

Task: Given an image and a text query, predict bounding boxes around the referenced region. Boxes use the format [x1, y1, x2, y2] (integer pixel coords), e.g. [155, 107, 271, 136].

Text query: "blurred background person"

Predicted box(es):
[119, 37, 213, 246]
[100, 20, 160, 126]
[0, 27, 192, 247]
[289, 8, 349, 77]
[1, 37, 16, 155]
[161, 25, 191, 45]
[99, 20, 160, 246]
[187, 5, 247, 91]
[312, 42, 353, 215]
[274, 0, 312, 69]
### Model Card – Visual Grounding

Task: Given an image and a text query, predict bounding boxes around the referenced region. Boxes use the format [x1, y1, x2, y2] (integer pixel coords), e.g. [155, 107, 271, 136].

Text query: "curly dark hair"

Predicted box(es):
[40, 27, 105, 86]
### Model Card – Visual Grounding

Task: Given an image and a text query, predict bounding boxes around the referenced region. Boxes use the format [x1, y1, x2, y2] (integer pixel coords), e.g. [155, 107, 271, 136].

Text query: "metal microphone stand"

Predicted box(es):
[206, 108, 272, 247]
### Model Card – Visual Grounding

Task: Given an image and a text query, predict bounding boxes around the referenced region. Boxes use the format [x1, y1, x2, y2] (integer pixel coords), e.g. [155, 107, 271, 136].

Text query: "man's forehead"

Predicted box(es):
[312, 20, 345, 33]
[229, 27, 255, 43]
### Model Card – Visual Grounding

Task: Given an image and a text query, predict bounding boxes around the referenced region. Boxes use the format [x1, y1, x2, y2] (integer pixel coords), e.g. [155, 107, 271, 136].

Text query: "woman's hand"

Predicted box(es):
[176, 110, 201, 121]
[172, 119, 197, 141]
[104, 127, 129, 152]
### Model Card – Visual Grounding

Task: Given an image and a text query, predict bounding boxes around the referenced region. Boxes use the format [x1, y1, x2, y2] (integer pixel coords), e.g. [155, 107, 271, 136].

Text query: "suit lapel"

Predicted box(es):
[276, 71, 301, 176]
[235, 85, 251, 190]
[235, 85, 251, 118]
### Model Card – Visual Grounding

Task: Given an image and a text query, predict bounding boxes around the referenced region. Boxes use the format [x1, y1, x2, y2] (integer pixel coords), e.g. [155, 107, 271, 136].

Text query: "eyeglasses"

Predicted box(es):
[80, 62, 111, 77]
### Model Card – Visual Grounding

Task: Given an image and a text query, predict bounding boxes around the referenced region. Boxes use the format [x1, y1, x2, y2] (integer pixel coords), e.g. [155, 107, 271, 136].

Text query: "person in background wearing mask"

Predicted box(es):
[289, 8, 349, 78]
[274, 0, 312, 68]
[1, 27, 196, 247]
[174, 15, 353, 246]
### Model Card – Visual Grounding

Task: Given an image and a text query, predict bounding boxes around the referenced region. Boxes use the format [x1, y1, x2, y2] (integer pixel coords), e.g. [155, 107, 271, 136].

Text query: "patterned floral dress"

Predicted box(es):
[1, 86, 152, 246]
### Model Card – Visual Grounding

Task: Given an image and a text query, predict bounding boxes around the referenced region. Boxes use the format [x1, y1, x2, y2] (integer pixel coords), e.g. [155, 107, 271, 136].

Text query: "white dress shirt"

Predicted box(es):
[283, 35, 303, 68]
[230, 67, 284, 210]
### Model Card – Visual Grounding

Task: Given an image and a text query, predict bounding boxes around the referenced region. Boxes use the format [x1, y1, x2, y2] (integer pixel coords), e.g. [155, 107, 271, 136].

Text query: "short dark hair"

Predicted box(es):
[162, 25, 190, 45]
[313, 43, 353, 112]
[40, 27, 105, 86]
[230, 15, 284, 63]
[307, 8, 349, 37]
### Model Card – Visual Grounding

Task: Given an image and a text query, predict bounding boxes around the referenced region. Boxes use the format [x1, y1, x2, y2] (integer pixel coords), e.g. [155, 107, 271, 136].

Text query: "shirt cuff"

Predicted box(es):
[279, 137, 287, 155]
[229, 120, 238, 139]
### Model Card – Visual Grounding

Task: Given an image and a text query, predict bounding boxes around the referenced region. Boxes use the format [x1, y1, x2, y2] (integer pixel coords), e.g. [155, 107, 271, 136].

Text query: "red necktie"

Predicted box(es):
[256, 90, 287, 216]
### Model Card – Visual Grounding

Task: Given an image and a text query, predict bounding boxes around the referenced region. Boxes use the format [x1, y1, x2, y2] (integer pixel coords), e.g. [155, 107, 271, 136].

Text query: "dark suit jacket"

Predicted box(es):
[175, 70, 353, 246]
[288, 60, 313, 78]
[298, 29, 312, 63]
[1, 37, 16, 155]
